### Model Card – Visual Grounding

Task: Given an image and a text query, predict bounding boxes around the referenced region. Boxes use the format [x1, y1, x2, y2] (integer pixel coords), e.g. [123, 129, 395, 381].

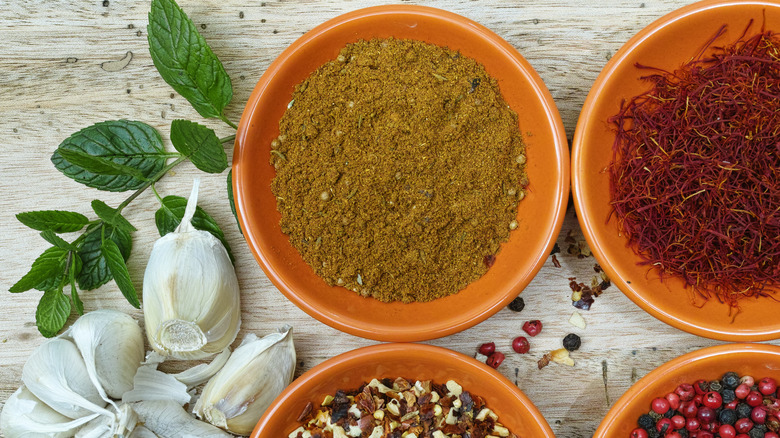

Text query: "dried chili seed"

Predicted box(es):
[484, 254, 496, 268]
[507, 296, 525, 312]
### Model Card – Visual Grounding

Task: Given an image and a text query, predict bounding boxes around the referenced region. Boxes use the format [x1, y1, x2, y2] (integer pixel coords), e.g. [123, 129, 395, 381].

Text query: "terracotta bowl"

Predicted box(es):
[233, 5, 568, 342]
[594, 343, 780, 437]
[250, 343, 555, 437]
[572, 0, 780, 341]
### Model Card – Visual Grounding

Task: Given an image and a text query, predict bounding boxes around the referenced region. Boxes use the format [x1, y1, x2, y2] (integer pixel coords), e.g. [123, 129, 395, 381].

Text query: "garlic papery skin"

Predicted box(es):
[143, 179, 241, 360]
[0, 386, 98, 437]
[131, 400, 231, 438]
[69, 309, 144, 400]
[194, 326, 296, 435]
[22, 337, 112, 419]
[173, 347, 231, 388]
[127, 426, 157, 438]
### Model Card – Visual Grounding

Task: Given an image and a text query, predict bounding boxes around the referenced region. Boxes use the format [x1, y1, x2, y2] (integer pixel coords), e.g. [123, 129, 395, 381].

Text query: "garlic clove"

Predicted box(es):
[22, 338, 112, 419]
[69, 309, 144, 400]
[75, 403, 138, 438]
[143, 179, 241, 360]
[0, 386, 98, 438]
[130, 400, 231, 438]
[194, 325, 296, 435]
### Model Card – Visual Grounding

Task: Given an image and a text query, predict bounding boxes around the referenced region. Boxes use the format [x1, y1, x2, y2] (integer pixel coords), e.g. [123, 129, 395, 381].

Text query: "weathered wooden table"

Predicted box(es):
[2, 0, 777, 436]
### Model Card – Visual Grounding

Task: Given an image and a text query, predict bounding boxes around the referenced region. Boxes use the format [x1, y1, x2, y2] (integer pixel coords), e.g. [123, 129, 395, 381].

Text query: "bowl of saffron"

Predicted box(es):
[233, 5, 569, 342]
[572, 0, 780, 341]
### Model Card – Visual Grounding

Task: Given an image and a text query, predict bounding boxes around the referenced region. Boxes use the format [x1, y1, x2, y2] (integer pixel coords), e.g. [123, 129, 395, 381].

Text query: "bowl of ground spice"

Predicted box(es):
[251, 343, 555, 438]
[234, 5, 568, 341]
[573, 0, 780, 341]
[593, 343, 780, 438]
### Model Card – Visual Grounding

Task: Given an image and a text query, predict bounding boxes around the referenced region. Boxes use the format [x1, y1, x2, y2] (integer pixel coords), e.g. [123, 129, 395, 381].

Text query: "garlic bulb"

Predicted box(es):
[22, 337, 112, 419]
[68, 309, 144, 400]
[143, 179, 241, 360]
[131, 400, 231, 438]
[0, 386, 97, 438]
[194, 326, 296, 435]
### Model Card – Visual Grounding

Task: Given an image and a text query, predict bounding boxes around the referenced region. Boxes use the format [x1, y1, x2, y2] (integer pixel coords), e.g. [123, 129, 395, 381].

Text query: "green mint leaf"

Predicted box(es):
[101, 238, 140, 308]
[155, 194, 234, 263]
[57, 148, 151, 181]
[39, 230, 78, 252]
[147, 0, 233, 119]
[51, 120, 168, 192]
[91, 200, 137, 233]
[170, 120, 228, 173]
[78, 225, 132, 290]
[16, 210, 89, 233]
[227, 170, 242, 235]
[36, 289, 72, 338]
[10, 247, 68, 293]
[70, 253, 84, 315]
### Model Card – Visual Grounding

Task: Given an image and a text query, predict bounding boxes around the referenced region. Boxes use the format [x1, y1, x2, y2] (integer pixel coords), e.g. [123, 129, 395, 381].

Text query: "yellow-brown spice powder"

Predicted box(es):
[270, 38, 528, 303]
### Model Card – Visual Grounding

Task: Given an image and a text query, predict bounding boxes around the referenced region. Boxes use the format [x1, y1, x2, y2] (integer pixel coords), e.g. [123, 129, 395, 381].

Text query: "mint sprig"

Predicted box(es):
[12, 0, 242, 338]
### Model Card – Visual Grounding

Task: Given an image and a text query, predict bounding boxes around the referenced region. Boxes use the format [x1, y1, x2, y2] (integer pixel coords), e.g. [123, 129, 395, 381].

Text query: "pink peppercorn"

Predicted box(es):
[702, 391, 722, 409]
[735, 383, 751, 399]
[694, 379, 708, 395]
[676, 383, 696, 401]
[651, 397, 671, 414]
[750, 406, 767, 424]
[666, 392, 681, 410]
[630, 428, 648, 438]
[671, 415, 686, 430]
[686, 417, 700, 431]
[718, 424, 736, 438]
[759, 377, 778, 396]
[735, 418, 754, 434]
[478, 342, 495, 356]
[746, 391, 763, 407]
[522, 320, 542, 337]
[486, 352, 505, 369]
[512, 336, 530, 354]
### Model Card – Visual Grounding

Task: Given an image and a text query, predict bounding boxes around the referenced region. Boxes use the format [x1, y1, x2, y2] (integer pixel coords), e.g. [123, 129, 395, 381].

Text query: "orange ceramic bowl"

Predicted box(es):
[233, 6, 568, 342]
[251, 343, 555, 438]
[572, 0, 780, 341]
[594, 343, 780, 437]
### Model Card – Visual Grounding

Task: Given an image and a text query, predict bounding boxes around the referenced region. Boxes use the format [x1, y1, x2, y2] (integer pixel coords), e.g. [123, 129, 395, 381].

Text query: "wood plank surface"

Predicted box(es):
[1, 0, 777, 437]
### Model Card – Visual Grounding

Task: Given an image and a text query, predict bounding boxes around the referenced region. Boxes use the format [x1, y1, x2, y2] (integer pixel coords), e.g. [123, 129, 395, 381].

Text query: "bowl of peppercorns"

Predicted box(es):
[594, 343, 780, 438]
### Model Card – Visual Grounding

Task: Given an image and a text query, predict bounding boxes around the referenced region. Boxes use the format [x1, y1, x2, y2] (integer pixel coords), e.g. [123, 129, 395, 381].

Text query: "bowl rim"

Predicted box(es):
[251, 342, 556, 437]
[571, 0, 780, 342]
[233, 4, 569, 342]
[593, 342, 780, 437]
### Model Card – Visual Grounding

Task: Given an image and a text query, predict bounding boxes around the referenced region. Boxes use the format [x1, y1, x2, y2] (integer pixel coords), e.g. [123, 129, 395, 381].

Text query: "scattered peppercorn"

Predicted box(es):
[512, 336, 530, 354]
[562, 333, 581, 351]
[478, 342, 495, 356]
[486, 352, 505, 369]
[522, 320, 542, 336]
[723, 372, 741, 390]
[508, 296, 525, 312]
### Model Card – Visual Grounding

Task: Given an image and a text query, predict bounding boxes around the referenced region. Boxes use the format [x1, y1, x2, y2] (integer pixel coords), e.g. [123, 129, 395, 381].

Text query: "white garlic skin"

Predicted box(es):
[22, 338, 109, 420]
[69, 309, 144, 399]
[143, 227, 241, 360]
[0, 386, 95, 438]
[194, 326, 296, 436]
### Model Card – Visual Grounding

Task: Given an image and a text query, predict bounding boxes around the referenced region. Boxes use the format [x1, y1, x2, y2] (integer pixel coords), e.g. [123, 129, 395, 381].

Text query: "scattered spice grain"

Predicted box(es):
[271, 38, 527, 302]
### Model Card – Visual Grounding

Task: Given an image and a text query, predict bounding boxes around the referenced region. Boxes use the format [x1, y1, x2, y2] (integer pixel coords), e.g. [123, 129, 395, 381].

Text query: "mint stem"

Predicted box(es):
[221, 134, 236, 144]
[220, 115, 238, 130]
[117, 156, 186, 213]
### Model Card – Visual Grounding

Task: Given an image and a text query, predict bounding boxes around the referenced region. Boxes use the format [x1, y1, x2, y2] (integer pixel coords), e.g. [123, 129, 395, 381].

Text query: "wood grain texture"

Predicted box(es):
[1, 0, 777, 436]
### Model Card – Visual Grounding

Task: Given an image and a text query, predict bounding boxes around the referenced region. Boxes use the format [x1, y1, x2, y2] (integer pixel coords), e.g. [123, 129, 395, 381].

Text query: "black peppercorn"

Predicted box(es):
[722, 388, 736, 404]
[562, 333, 581, 352]
[709, 380, 723, 392]
[507, 296, 525, 312]
[719, 408, 737, 425]
[663, 409, 675, 419]
[736, 402, 752, 418]
[678, 429, 689, 438]
[647, 429, 660, 438]
[749, 427, 764, 438]
[722, 371, 740, 389]
[638, 414, 655, 430]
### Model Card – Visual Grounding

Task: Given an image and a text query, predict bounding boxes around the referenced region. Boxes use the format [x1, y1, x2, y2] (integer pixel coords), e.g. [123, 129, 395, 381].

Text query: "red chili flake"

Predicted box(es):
[537, 353, 551, 370]
[594, 263, 603, 273]
[609, 22, 780, 306]
[552, 254, 561, 268]
[483, 254, 496, 268]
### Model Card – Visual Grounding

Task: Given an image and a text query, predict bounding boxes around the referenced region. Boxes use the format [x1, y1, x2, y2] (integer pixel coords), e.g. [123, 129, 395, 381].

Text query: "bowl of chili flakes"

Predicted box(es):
[251, 343, 555, 438]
